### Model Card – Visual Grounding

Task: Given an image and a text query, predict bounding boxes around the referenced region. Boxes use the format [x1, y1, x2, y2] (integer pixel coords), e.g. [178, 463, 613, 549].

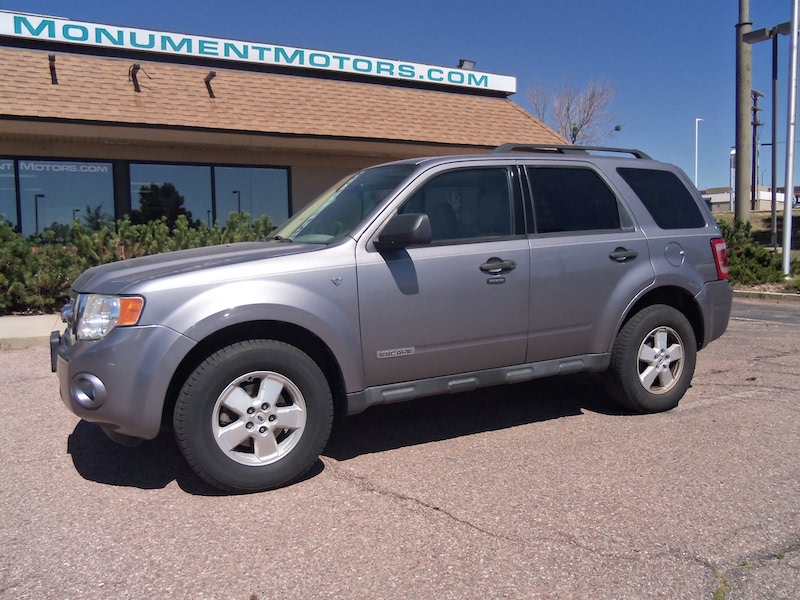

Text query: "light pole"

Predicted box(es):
[233, 190, 241, 215]
[34, 194, 45, 236]
[751, 89, 764, 211]
[72, 208, 80, 223]
[743, 18, 794, 266]
[694, 118, 703, 187]
[783, 0, 799, 276]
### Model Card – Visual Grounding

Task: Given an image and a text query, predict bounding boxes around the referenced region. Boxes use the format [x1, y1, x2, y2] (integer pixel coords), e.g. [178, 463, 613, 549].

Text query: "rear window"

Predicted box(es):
[617, 168, 705, 229]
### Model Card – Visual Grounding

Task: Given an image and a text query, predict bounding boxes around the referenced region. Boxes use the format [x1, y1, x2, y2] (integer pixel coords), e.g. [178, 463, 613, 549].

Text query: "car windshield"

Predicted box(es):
[268, 163, 417, 244]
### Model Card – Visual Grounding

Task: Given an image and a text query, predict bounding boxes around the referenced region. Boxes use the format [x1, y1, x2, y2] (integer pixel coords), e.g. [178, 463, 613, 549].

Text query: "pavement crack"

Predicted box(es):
[685, 535, 800, 599]
[320, 457, 519, 543]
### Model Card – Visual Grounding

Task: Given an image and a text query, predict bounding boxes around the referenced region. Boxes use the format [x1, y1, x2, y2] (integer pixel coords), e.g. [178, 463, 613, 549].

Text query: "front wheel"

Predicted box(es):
[174, 340, 333, 492]
[605, 305, 697, 413]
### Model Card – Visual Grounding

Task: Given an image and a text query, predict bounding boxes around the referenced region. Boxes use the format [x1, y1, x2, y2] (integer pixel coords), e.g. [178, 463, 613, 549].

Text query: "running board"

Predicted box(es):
[346, 353, 611, 415]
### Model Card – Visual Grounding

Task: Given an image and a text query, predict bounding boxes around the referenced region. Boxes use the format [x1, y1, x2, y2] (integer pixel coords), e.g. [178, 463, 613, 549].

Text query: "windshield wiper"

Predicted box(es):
[269, 235, 293, 242]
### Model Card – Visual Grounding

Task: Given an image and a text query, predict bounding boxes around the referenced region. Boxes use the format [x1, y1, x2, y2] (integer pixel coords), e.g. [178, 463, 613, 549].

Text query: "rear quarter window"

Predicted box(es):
[617, 168, 705, 229]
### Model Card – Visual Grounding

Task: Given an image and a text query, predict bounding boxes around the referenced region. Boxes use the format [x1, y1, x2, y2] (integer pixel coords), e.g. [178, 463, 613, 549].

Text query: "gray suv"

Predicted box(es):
[51, 145, 733, 492]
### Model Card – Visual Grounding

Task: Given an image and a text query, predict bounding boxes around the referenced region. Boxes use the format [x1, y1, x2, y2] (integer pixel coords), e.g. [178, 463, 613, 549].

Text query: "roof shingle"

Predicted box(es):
[0, 47, 565, 147]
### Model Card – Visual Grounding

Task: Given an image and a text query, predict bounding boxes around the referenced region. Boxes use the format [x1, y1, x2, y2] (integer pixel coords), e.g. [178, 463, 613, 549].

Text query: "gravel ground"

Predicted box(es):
[1, 298, 798, 599]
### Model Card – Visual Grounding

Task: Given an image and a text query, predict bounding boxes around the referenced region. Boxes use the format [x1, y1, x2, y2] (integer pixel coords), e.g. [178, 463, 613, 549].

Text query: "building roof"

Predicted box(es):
[0, 46, 565, 150]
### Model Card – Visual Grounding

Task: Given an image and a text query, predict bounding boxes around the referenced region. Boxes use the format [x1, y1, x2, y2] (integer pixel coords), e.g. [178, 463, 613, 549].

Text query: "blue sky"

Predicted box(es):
[0, 0, 796, 189]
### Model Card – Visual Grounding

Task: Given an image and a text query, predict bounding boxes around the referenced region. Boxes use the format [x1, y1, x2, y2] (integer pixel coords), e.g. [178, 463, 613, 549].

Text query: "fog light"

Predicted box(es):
[71, 373, 107, 409]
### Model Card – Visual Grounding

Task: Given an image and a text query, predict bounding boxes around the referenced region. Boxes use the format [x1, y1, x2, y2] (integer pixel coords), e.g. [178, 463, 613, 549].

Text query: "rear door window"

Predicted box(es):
[617, 168, 705, 229]
[525, 167, 627, 234]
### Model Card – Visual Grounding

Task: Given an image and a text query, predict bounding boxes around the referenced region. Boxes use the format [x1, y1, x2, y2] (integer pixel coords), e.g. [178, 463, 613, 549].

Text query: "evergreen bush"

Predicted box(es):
[719, 218, 784, 285]
[0, 212, 272, 315]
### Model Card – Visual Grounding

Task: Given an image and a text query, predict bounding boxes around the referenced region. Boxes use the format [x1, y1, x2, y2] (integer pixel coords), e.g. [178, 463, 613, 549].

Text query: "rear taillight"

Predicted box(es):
[711, 238, 729, 280]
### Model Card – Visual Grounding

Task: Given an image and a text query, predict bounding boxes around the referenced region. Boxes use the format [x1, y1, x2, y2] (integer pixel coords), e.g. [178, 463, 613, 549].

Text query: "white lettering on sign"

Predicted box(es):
[19, 161, 109, 173]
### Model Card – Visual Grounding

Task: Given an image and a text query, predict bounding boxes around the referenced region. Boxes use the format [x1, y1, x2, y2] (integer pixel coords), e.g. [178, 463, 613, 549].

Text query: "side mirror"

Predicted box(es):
[373, 213, 432, 251]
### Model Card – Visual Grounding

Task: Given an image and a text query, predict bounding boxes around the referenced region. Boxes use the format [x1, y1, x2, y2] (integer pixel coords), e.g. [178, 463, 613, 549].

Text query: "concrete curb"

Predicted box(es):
[733, 289, 800, 303]
[0, 314, 62, 350]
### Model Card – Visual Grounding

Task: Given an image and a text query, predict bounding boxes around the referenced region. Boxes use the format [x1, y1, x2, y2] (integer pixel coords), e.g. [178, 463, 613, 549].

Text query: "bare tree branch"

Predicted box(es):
[526, 78, 621, 145]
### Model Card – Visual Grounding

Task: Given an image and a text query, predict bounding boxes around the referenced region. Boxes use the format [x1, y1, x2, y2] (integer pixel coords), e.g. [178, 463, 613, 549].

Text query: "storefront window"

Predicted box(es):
[4, 159, 291, 235]
[214, 167, 289, 228]
[130, 164, 212, 228]
[0, 160, 15, 229]
[17, 160, 113, 238]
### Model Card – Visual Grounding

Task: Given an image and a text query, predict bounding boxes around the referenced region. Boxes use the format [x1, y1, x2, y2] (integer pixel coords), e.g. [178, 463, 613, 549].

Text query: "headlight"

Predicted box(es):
[77, 294, 144, 341]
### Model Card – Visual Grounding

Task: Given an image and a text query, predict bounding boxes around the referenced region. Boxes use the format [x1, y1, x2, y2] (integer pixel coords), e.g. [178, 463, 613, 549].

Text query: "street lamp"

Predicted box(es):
[34, 194, 45, 236]
[72, 208, 80, 223]
[233, 190, 241, 214]
[694, 118, 703, 187]
[743, 18, 794, 266]
[751, 89, 764, 211]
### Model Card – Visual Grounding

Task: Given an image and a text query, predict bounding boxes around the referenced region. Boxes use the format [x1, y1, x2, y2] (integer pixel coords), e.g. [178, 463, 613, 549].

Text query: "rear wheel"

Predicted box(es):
[174, 340, 333, 492]
[606, 304, 697, 413]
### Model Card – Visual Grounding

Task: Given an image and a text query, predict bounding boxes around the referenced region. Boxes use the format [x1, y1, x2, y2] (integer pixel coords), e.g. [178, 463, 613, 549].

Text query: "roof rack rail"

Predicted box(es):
[493, 143, 651, 160]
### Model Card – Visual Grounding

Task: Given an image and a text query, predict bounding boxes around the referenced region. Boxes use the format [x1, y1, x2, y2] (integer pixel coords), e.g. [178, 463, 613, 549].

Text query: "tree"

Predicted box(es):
[83, 203, 112, 231]
[527, 78, 622, 145]
[130, 182, 197, 230]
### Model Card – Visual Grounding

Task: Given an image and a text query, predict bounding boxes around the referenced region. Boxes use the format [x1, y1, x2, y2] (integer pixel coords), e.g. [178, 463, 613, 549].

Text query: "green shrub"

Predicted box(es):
[719, 218, 788, 285]
[0, 220, 32, 312]
[0, 212, 274, 315]
[720, 219, 781, 283]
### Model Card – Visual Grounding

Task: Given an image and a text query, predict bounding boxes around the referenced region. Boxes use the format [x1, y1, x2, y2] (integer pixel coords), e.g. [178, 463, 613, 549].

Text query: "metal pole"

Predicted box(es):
[695, 118, 703, 187]
[736, 0, 753, 223]
[752, 90, 763, 210]
[783, 0, 799, 276]
[772, 31, 780, 250]
[34, 193, 44, 236]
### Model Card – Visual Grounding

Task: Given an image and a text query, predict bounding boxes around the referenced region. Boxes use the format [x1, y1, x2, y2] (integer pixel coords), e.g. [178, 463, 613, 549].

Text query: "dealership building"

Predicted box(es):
[0, 10, 564, 236]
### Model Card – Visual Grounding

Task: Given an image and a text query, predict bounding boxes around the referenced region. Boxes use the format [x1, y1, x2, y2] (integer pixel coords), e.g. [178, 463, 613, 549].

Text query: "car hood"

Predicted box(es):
[72, 241, 323, 295]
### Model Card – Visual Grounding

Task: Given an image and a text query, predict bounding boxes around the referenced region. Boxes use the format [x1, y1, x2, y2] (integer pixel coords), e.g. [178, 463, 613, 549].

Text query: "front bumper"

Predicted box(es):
[51, 323, 196, 440]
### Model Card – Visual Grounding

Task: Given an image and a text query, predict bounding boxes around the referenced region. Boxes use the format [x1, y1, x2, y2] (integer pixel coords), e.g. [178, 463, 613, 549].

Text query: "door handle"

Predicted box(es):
[480, 258, 517, 274]
[609, 247, 638, 262]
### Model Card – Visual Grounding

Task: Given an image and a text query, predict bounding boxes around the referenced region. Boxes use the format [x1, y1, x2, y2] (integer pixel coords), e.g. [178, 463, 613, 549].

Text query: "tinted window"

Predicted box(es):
[17, 159, 113, 237]
[400, 168, 514, 242]
[214, 167, 289, 228]
[526, 167, 621, 234]
[618, 168, 705, 229]
[130, 164, 211, 228]
[0, 160, 15, 229]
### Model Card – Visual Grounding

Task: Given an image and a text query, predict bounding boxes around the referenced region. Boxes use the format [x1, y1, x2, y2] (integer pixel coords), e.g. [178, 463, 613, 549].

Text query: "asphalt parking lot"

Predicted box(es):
[1, 297, 798, 599]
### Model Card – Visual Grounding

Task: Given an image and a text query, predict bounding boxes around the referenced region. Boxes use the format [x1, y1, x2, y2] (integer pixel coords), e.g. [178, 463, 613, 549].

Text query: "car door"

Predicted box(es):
[523, 164, 656, 362]
[356, 165, 530, 387]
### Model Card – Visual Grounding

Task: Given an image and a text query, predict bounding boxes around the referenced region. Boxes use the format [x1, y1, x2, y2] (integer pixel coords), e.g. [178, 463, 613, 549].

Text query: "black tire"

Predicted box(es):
[605, 304, 697, 413]
[174, 339, 333, 493]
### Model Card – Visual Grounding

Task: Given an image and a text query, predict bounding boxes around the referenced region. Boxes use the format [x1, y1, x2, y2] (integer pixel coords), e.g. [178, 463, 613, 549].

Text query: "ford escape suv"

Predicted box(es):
[51, 144, 733, 492]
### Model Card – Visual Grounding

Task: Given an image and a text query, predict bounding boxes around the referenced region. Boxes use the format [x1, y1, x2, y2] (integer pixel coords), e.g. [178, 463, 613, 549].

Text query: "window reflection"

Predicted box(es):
[0, 160, 15, 229]
[130, 164, 211, 228]
[16, 160, 113, 238]
[2, 159, 291, 236]
[214, 166, 289, 228]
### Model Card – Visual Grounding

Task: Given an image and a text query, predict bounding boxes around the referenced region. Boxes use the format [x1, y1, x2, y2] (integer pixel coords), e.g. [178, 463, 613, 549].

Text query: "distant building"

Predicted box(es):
[700, 186, 799, 213]
[717, 148, 800, 213]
